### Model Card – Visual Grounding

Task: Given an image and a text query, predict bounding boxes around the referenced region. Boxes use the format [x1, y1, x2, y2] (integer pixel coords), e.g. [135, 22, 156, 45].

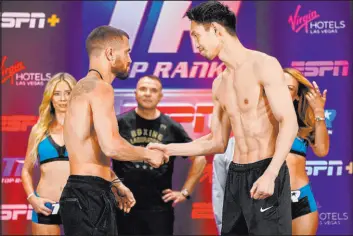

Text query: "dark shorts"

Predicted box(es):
[59, 175, 118, 236]
[221, 158, 292, 235]
[117, 208, 174, 235]
[291, 183, 318, 219]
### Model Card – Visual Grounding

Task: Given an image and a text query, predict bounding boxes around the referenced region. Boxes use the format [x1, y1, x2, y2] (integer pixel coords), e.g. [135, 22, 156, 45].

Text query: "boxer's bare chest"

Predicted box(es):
[216, 64, 262, 118]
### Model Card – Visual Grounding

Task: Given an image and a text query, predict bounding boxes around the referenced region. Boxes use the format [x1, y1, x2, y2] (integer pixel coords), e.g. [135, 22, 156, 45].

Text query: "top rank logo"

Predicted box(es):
[107, 1, 241, 79]
[1, 12, 60, 29]
[288, 5, 346, 34]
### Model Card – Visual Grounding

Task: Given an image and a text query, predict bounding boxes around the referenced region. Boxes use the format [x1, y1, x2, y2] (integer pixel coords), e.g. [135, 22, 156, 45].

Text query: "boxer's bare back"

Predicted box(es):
[64, 76, 165, 181]
[213, 51, 295, 164]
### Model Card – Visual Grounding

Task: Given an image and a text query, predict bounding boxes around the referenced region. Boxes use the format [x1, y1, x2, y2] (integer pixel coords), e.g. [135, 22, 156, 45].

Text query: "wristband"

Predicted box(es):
[315, 116, 325, 122]
[27, 192, 35, 200]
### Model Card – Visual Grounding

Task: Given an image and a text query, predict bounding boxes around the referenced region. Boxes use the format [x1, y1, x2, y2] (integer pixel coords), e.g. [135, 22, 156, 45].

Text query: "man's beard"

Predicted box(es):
[113, 66, 129, 80]
[115, 71, 129, 80]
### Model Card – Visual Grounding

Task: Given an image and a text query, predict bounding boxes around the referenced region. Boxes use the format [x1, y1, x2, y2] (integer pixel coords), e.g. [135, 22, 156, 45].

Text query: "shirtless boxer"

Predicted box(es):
[148, 2, 298, 235]
[59, 26, 166, 236]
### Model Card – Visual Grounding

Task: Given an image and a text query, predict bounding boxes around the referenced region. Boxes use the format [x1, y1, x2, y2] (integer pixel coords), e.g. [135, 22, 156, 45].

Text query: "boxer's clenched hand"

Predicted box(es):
[112, 184, 136, 213]
[250, 171, 277, 200]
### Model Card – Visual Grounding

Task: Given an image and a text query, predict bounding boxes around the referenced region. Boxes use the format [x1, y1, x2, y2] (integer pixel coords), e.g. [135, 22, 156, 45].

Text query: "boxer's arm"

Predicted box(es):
[191, 133, 212, 143]
[260, 57, 298, 176]
[90, 82, 154, 162]
[110, 169, 129, 192]
[164, 78, 231, 156]
[110, 169, 123, 186]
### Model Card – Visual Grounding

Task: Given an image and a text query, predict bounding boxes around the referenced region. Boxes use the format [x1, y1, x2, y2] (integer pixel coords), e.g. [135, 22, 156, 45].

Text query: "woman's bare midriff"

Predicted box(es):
[36, 161, 70, 202]
[286, 153, 309, 190]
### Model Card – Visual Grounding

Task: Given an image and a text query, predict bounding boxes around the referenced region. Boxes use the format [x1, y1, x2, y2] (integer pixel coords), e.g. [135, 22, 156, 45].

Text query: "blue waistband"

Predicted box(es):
[295, 183, 312, 199]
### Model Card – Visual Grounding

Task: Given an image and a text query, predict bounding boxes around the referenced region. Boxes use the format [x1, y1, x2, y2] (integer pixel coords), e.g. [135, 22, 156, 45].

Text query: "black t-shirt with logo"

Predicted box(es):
[112, 110, 192, 211]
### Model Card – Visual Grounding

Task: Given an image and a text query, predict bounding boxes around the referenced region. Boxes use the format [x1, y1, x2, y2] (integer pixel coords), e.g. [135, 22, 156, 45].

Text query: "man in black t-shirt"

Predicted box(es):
[112, 75, 206, 235]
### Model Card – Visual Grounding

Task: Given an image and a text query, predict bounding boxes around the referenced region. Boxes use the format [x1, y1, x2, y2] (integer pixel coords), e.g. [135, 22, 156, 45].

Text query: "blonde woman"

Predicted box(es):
[21, 72, 77, 235]
[284, 68, 330, 235]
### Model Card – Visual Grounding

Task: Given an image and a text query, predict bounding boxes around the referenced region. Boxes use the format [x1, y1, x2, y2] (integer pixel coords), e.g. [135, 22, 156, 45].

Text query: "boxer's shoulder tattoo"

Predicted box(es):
[70, 77, 97, 100]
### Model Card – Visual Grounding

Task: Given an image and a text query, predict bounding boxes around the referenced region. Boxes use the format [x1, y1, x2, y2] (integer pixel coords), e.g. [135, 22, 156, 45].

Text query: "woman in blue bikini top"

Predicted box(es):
[21, 73, 77, 235]
[284, 68, 330, 236]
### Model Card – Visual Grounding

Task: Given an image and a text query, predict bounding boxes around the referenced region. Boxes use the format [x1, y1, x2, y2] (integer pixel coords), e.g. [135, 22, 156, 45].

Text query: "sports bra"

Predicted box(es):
[37, 135, 69, 165]
[290, 136, 308, 157]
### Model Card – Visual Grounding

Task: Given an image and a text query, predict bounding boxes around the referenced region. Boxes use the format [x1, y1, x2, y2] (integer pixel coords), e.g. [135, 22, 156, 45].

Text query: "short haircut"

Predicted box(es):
[138, 75, 162, 88]
[86, 25, 129, 57]
[186, 1, 237, 35]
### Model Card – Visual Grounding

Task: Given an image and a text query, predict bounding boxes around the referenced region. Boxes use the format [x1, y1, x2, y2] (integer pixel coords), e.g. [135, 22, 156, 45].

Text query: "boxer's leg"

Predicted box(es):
[117, 209, 144, 235]
[221, 162, 248, 235]
[244, 159, 292, 235]
[60, 175, 115, 236]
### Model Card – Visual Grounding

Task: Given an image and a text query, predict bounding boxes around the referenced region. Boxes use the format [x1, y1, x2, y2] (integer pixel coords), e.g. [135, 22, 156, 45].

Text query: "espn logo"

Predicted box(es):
[306, 160, 343, 176]
[116, 89, 213, 134]
[0, 204, 33, 221]
[1, 12, 59, 28]
[121, 102, 213, 133]
[1, 12, 45, 28]
[291, 60, 349, 77]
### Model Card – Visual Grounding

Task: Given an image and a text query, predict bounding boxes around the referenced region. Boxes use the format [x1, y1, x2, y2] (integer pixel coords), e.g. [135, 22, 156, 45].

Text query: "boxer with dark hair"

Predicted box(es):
[149, 2, 298, 235]
[211, 69, 329, 236]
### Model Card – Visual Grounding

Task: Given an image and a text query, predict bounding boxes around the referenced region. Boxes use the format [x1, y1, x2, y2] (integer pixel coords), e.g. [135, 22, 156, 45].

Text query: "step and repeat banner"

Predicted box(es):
[1, 1, 352, 235]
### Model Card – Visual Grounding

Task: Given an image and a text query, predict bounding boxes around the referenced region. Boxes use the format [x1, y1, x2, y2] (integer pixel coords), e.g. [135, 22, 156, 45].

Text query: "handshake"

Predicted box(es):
[144, 143, 170, 168]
